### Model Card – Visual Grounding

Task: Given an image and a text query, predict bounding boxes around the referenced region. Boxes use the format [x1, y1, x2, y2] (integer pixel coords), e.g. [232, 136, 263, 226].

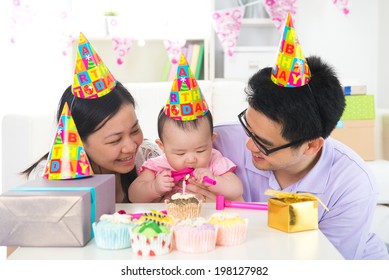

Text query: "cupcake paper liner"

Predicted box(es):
[215, 222, 248, 246]
[165, 203, 202, 221]
[174, 227, 217, 253]
[92, 222, 133, 250]
[131, 232, 173, 256]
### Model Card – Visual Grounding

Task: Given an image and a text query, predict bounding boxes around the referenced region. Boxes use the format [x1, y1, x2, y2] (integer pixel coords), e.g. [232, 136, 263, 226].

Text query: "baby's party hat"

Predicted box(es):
[271, 13, 311, 87]
[164, 53, 209, 121]
[72, 32, 117, 99]
[43, 102, 94, 180]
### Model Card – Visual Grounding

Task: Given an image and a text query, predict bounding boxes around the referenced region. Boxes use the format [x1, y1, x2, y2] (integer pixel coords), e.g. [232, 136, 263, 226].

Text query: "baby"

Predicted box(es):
[128, 108, 244, 203]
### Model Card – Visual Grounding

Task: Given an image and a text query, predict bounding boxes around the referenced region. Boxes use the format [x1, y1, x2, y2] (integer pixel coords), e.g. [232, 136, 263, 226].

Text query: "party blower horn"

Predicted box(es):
[216, 195, 268, 211]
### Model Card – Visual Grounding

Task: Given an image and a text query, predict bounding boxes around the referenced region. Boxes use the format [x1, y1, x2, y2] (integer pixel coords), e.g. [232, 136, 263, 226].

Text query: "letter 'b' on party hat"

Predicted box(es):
[164, 54, 209, 121]
[72, 32, 117, 99]
[271, 13, 311, 87]
[43, 103, 94, 180]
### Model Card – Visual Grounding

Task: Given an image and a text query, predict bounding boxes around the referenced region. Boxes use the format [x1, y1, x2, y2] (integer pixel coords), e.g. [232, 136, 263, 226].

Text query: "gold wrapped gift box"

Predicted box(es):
[265, 190, 327, 233]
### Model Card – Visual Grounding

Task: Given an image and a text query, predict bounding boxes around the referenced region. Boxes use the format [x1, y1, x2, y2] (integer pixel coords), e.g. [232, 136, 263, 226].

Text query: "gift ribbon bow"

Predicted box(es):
[264, 189, 329, 211]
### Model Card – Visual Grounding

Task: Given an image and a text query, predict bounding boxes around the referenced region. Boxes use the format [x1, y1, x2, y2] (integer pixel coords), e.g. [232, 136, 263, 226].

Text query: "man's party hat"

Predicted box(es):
[72, 32, 117, 99]
[164, 53, 209, 121]
[271, 13, 311, 87]
[43, 102, 94, 180]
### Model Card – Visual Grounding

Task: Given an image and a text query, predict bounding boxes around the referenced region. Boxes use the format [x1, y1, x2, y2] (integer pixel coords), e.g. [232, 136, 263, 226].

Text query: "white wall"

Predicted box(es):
[296, 0, 379, 100]
[1, 0, 386, 117]
[378, 0, 389, 108]
[1, 0, 389, 193]
[297, 0, 389, 108]
[0, 0, 73, 117]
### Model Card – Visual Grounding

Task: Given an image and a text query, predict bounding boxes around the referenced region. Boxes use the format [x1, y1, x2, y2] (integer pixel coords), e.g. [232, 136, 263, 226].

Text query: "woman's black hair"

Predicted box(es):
[21, 81, 137, 203]
[60, 81, 135, 140]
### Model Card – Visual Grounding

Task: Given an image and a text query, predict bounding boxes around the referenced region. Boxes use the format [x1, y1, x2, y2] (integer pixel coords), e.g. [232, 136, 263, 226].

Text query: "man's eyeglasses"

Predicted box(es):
[238, 109, 305, 156]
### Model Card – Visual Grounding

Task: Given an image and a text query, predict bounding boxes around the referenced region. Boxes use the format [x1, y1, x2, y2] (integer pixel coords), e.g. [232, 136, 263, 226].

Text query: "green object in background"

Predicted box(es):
[195, 44, 204, 80]
[341, 95, 375, 120]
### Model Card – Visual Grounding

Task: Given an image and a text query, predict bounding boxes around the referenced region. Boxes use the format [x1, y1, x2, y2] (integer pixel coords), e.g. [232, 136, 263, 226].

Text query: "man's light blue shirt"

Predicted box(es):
[213, 122, 389, 260]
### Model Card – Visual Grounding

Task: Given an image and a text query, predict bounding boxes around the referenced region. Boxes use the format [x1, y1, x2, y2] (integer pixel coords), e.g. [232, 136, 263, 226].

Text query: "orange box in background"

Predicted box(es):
[331, 120, 375, 161]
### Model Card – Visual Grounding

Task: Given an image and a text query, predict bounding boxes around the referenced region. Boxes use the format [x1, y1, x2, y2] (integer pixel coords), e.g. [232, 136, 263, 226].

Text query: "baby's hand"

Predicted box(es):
[192, 168, 215, 187]
[153, 170, 174, 196]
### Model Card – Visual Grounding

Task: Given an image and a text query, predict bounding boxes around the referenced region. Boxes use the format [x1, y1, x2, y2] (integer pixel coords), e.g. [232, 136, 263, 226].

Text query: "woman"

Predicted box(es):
[22, 81, 161, 203]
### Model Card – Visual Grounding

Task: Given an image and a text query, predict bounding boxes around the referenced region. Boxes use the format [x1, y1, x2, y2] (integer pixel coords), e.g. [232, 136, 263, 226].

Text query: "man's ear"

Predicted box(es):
[155, 139, 164, 152]
[305, 137, 324, 156]
[211, 132, 217, 142]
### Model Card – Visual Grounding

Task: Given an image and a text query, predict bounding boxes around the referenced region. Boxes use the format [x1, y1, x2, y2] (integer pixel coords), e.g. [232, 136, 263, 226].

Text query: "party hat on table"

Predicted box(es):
[72, 32, 117, 99]
[271, 13, 311, 88]
[164, 53, 209, 121]
[43, 102, 94, 180]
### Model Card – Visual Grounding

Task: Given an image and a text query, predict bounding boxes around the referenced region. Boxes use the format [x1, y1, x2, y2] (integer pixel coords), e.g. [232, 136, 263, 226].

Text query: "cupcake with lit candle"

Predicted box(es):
[208, 212, 248, 246]
[165, 192, 202, 222]
[164, 174, 202, 221]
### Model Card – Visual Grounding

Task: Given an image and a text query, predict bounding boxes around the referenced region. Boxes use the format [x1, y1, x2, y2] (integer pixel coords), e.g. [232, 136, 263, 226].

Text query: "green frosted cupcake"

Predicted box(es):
[131, 220, 173, 256]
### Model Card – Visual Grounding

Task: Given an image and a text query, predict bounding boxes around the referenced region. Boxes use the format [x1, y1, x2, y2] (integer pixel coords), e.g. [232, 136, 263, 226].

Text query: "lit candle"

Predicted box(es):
[182, 174, 190, 194]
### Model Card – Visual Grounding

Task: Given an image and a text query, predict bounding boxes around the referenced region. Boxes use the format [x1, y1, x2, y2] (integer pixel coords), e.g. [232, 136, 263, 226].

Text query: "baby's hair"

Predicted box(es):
[157, 107, 213, 142]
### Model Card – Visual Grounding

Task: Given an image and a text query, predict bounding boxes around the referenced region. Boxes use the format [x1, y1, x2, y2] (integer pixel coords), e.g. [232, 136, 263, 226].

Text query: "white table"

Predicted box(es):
[8, 203, 344, 260]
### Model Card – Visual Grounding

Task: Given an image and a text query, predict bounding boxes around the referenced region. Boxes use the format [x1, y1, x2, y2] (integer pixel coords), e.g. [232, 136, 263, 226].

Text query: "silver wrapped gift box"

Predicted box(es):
[0, 174, 115, 247]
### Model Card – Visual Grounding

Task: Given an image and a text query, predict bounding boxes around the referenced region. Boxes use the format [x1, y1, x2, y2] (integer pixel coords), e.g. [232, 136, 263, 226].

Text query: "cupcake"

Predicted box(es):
[165, 193, 202, 221]
[173, 217, 217, 253]
[131, 220, 173, 256]
[136, 210, 175, 226]
[92, 212, 135, 249]
[208, 212, 248, 246]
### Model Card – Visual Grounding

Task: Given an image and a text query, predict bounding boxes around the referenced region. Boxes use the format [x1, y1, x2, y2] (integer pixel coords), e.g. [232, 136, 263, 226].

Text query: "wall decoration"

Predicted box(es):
[163, 39, 187, 65]
[58, 5, 76, 56]
[332, 0, 350, 15]
[104, 12, 119, 36]
[211, 5, 245, 57]
[112, 36, 134, 65]
[263, 0, 298, 31]
[10, 0, 36, 43]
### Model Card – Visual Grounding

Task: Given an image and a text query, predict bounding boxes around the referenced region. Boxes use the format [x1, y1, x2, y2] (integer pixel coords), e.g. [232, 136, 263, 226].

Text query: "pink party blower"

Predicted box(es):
[216, 195, 268, 211]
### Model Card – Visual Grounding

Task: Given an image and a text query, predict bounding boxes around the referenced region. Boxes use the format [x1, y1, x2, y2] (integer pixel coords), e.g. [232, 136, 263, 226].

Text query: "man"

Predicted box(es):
[212, 13, 389, 260]
[213, 55, 388, 260]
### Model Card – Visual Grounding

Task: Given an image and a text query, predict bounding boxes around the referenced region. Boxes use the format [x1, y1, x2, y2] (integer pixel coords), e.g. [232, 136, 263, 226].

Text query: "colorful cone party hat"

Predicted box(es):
[72, 32, 117, 99]
[271, 13, 311, 87]
[164, 54, 209, 121]
[43, 102, 94, 180]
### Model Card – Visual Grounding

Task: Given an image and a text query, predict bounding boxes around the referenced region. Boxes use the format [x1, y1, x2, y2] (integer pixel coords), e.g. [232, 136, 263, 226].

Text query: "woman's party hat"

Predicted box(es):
[164, 54, 209, 121]
[271, 13, 311, 87]
[43, 102, 94, 180]
[72, 32, 117, 99]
